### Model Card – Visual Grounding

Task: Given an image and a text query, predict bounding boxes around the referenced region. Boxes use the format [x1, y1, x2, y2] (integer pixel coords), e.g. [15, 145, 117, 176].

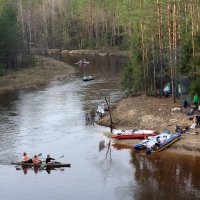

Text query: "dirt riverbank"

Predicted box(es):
[97, 95, 200, 155]
[0, 56, 74, 93]
[1, 55, 199, 155]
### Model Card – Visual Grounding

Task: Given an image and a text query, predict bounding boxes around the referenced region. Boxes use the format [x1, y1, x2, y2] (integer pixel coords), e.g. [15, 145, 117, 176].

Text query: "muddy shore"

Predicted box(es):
[0, 55, 199, 155]
[0, 56, 74, 93]
[97, 95, 200, 155]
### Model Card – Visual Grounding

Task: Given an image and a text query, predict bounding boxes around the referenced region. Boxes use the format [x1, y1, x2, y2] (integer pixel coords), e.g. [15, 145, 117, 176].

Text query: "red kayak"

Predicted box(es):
[112, 129, 158, 139]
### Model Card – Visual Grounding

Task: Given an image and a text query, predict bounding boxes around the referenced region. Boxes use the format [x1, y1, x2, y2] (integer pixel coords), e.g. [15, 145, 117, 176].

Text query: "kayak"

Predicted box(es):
[112, 129, 158, 139]
[83, 76, 94, 81]
[11, 162, 71, 168]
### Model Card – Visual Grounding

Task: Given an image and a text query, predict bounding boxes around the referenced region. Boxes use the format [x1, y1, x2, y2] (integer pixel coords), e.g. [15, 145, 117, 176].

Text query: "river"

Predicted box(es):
[0, 54, 200, 200]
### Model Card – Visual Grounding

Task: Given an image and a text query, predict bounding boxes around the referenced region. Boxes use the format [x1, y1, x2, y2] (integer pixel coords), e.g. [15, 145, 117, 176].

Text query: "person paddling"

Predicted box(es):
[46, 154, 55, 164]
[32, 155, 41, 165]
[22, 152, 33, 163]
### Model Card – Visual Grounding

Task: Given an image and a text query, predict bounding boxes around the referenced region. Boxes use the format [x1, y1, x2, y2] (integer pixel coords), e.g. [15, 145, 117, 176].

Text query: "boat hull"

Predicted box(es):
[112, 133, 157, 139]
[12, 162, 71, 168]
[146, 132, 182, 153]
[112, 129, 158, 139]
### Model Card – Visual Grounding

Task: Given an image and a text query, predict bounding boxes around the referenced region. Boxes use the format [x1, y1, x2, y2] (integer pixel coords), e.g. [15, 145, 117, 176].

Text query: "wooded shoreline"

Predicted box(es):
[0, 56, 74, 93]
[0, 54, 199, 156]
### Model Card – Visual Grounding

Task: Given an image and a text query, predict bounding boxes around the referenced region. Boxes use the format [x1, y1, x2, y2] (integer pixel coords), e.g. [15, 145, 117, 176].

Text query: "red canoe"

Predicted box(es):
[112, 129, 158, 139]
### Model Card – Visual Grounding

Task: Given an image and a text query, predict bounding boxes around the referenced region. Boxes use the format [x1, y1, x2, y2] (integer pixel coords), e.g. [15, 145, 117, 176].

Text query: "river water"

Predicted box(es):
[0, 55, 200, 200]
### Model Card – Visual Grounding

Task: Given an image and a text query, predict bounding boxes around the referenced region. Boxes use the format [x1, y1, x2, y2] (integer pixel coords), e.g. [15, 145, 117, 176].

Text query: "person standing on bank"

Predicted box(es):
[193, 93, 199, 110]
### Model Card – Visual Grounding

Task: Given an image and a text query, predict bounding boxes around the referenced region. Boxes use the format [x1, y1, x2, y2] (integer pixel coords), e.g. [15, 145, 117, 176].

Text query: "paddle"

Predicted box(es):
[57, 155, 64, 160]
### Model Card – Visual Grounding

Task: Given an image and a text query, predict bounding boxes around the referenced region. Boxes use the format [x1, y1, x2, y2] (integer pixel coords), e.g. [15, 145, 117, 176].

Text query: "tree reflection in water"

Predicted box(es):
[130, 151, 200, 200]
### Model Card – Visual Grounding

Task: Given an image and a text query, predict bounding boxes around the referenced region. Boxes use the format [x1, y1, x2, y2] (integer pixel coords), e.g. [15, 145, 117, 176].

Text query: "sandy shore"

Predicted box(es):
[1, 56, 199, 155]
[0, 56, 75, 93]
[97, 95, 200, 155]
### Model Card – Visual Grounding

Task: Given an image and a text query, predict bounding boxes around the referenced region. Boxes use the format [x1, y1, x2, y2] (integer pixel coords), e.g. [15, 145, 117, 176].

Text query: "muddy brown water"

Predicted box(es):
[0, 55, 200, 200]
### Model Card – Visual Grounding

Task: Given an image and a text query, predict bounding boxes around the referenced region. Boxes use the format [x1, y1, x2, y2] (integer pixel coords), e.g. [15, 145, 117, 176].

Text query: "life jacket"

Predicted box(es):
[23, 155, 29, 162]
[33, 157, 40, 165]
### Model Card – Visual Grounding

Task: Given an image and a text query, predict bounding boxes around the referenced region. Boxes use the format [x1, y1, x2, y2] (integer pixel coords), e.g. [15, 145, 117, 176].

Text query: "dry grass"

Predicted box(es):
[0, 56, 74, 93]
[98, 95, 200, 154]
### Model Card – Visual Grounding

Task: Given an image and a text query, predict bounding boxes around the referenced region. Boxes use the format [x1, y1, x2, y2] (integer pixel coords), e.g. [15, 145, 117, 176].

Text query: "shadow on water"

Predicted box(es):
[130, 151, 200, 200]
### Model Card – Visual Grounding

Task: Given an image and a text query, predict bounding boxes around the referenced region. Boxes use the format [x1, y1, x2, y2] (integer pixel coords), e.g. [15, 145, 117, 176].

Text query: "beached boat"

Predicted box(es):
[83, 76, 94, 81]
[11, 162, 71, 168]
[146, 132, 182, 154]
[112, 129, 158, 139]
[134, 130, 171, 150]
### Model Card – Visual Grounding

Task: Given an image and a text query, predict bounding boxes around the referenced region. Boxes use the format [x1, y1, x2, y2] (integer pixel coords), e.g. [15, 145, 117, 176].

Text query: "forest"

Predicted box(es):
[0, 0, 199, 97]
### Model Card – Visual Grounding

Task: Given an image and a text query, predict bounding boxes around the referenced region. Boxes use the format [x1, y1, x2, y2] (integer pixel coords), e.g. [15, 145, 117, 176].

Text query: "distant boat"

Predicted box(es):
[83, 76, 94, 81]
[74, 59, 89, 65]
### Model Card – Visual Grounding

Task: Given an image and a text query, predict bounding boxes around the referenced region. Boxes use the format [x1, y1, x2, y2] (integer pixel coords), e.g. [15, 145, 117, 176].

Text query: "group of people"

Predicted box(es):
[22, 152, 55, 164]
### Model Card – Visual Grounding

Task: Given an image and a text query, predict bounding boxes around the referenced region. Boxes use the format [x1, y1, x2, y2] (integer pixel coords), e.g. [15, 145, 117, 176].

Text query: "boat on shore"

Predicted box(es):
[134, 130, 171, 150]
[112, 129, 158, 139]
[146, 132, 182, 154]
[11, 162, 71, 168]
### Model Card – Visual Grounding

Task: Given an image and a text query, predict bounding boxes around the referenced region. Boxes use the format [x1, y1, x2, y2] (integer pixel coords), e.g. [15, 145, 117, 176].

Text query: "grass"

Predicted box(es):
[0, 56, 75, 93]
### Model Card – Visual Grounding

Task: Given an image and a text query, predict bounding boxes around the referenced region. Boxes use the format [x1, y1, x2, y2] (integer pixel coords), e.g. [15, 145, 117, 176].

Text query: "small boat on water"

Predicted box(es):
[146, 132, 182, 154]
[83, 76, 94, 81]
[134, 130, 171, 150]
[11, 162, 71, 168]
[75, 59, 89, 65]
[112, 129, 158, 139]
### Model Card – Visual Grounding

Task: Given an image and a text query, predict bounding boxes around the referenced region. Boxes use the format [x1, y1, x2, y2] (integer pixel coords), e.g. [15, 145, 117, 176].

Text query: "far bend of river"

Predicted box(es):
[0, 54, 200, 200]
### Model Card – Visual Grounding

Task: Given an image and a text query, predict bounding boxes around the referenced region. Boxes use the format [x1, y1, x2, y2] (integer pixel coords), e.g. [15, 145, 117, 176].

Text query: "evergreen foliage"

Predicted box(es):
[0, 2, 23, 69]
[0, 0, 199, 98]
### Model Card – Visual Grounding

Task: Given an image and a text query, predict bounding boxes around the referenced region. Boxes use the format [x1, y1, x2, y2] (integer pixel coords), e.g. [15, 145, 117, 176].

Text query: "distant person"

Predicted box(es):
[193, 115, 200, 127]
[193, 93, 199, 110]
[46, 154, 55, 164]
[22, 152, 33, 163]
[183, 98, 189, 109]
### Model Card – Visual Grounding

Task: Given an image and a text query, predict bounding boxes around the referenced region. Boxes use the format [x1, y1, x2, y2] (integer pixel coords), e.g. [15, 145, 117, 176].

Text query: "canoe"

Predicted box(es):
[83, 76, 94, 81]
[134, 130, 171, 150]
[75, 61, 89, 65]
[112, 129, 158, 139]
[146, 132, 182, 154]
[11, 162, 71, 168]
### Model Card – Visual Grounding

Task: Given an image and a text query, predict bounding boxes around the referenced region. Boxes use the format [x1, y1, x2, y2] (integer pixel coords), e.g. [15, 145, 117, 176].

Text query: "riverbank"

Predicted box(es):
[97, 95, 200, 155]
[42, 48, 131, 58]
[0, 56, 74, 93]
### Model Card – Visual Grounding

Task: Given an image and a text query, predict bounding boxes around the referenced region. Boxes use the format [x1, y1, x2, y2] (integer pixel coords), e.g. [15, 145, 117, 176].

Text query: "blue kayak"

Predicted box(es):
[146, 132, 182, 154]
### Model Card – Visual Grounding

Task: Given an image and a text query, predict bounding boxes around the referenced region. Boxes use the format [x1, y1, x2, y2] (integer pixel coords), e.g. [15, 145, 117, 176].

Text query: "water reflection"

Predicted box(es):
[130, 151, 200, 200]
[1, 54, 200, 200]
[15, 165, 66, 175]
